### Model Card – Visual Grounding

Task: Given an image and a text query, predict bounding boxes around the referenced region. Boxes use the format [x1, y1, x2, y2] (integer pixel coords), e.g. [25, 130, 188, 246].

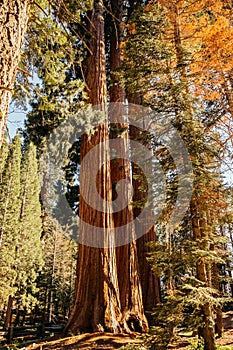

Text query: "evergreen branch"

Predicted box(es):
[17, 68, 33, 78]
[33, 1, 48, 17]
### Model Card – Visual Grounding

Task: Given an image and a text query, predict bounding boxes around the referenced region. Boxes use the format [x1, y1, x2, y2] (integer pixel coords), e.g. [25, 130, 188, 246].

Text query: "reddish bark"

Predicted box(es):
[0, 0, 30, 147]
[65, 0, 122, 333]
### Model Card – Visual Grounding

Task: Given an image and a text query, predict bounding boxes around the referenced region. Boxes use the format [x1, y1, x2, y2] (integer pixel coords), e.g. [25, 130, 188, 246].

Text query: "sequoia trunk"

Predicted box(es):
[127, 94, 161, 316]
[64, 0, 122, 333]
[0, 0, 30, 147]
[109, 0, 148, 331]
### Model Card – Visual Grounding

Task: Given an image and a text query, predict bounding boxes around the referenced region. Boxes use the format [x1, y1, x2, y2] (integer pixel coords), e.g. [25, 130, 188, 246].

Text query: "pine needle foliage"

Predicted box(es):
[118, 2, 232, 349]
[14, 142, 44, 310]
[0, 138, 44, 312]
[0, 136, 22, 307]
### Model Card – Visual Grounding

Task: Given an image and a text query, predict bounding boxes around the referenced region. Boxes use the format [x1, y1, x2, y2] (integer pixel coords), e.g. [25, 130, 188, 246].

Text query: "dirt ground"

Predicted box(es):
[24, 332, 141, 350]
[17, 312, 233, 350]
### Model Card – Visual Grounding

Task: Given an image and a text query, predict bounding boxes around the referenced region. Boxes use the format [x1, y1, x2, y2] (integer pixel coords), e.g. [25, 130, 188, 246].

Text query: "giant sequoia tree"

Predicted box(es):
[64, 0, 149, 333]
[65, 0, 124, 333]
[1, 0, 231, 346]
[108, 0, 157, 327]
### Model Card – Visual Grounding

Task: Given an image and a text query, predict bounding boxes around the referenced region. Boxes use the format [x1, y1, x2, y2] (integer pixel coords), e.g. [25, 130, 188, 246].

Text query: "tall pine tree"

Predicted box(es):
[14, 142, 43, 311]
[0, 135, 21, 322]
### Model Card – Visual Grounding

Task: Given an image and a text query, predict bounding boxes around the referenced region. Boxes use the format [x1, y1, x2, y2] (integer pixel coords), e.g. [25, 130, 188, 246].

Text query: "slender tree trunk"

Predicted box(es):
[131, 145, 161, 315]
[136, 227, 161, 314]
[125, 53, 161, 319]
[64, 0, 122, 333]
[0, 0, 30, 147]
[226, 224, 233, 297]
[208, 211, 223, 338]
[110, 117, 148, 331]
[48, 228, 57, 323]
[4, 295, 13, 330]
[191, 202, 216, 350]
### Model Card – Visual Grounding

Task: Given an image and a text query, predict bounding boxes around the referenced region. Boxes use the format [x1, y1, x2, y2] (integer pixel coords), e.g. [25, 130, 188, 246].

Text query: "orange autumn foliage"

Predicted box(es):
[149, 0, 233, 103]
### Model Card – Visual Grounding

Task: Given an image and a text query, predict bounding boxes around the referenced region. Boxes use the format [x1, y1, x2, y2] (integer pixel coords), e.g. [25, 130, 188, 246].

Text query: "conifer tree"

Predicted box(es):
[119, 2, 230, 349]
[6, 0, 231, 342]
[0, 0, 93, 148]
[37, 216, 77, 322]
[0, 135, 21, 314]
[14, 142, 44, 311]
[0, 138, 9, 186]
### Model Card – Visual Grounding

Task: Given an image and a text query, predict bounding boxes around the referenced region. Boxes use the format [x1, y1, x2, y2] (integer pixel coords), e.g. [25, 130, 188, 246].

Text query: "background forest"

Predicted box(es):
[0, 0, 233, 350]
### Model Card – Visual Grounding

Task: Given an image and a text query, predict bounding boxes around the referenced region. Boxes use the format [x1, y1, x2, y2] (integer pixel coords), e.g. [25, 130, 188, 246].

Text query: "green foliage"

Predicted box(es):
[2, 0, 231, 343]
[0, 138, 9, 182]
[119, 3, 175, 106]
[187, 340, 232, 350]
[22, 8, 87, 149]
[36, 216, 77, 321]
[0, 137, 77, 317]
[10, 1, 90, 160]
[120, 3, 231, 349]
[0, 138, 43, 312]
[14, 142, 44, 310]
[189, 339, 205, 350]
[12, 0, 92, 111]
[0, 135, 22, 306]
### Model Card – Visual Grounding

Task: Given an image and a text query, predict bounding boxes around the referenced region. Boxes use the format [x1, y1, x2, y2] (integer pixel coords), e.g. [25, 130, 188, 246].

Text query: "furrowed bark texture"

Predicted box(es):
[109, 0, 125, 104]
[64, 0, 122, 333]
[109, 0, 148, 332]
[0, 0, 30, 147]
[128, 95, 161, 317]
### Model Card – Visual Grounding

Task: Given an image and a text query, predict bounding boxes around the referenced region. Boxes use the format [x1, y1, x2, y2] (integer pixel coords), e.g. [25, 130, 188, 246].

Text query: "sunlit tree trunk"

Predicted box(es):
[207, 209, 223, 338]
[3, 296, 13, 331]
[0, 0, 30, 147]
[128, 97, 161, 317]
[191, 201, 216, 350]
[109, 0, 148, 331]
[64, 0, 122, 333]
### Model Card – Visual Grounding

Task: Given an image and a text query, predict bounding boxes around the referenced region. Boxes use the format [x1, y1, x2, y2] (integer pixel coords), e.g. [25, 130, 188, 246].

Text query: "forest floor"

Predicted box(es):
[2, 312, 233, 350]
[21, 330, 233, 350]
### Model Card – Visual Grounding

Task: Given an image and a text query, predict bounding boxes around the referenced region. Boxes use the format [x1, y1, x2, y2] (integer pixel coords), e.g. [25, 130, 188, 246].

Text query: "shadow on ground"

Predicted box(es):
[25, 332, 140, 350]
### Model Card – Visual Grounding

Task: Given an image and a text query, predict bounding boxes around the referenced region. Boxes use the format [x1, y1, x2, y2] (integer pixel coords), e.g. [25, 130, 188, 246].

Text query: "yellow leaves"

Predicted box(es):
[176, 2, 233, 102]
[124, 0, 233, 105]
[119, 41, 126, 50]
[125, 23, 137, 35]
[145, 4, 152, 12]
[204, 0, 224, 15]
[204, 90, 221, 101]
[193, 14, 233, 85]
[193, 79, 222, 103]
[119, 41, 128, 61]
